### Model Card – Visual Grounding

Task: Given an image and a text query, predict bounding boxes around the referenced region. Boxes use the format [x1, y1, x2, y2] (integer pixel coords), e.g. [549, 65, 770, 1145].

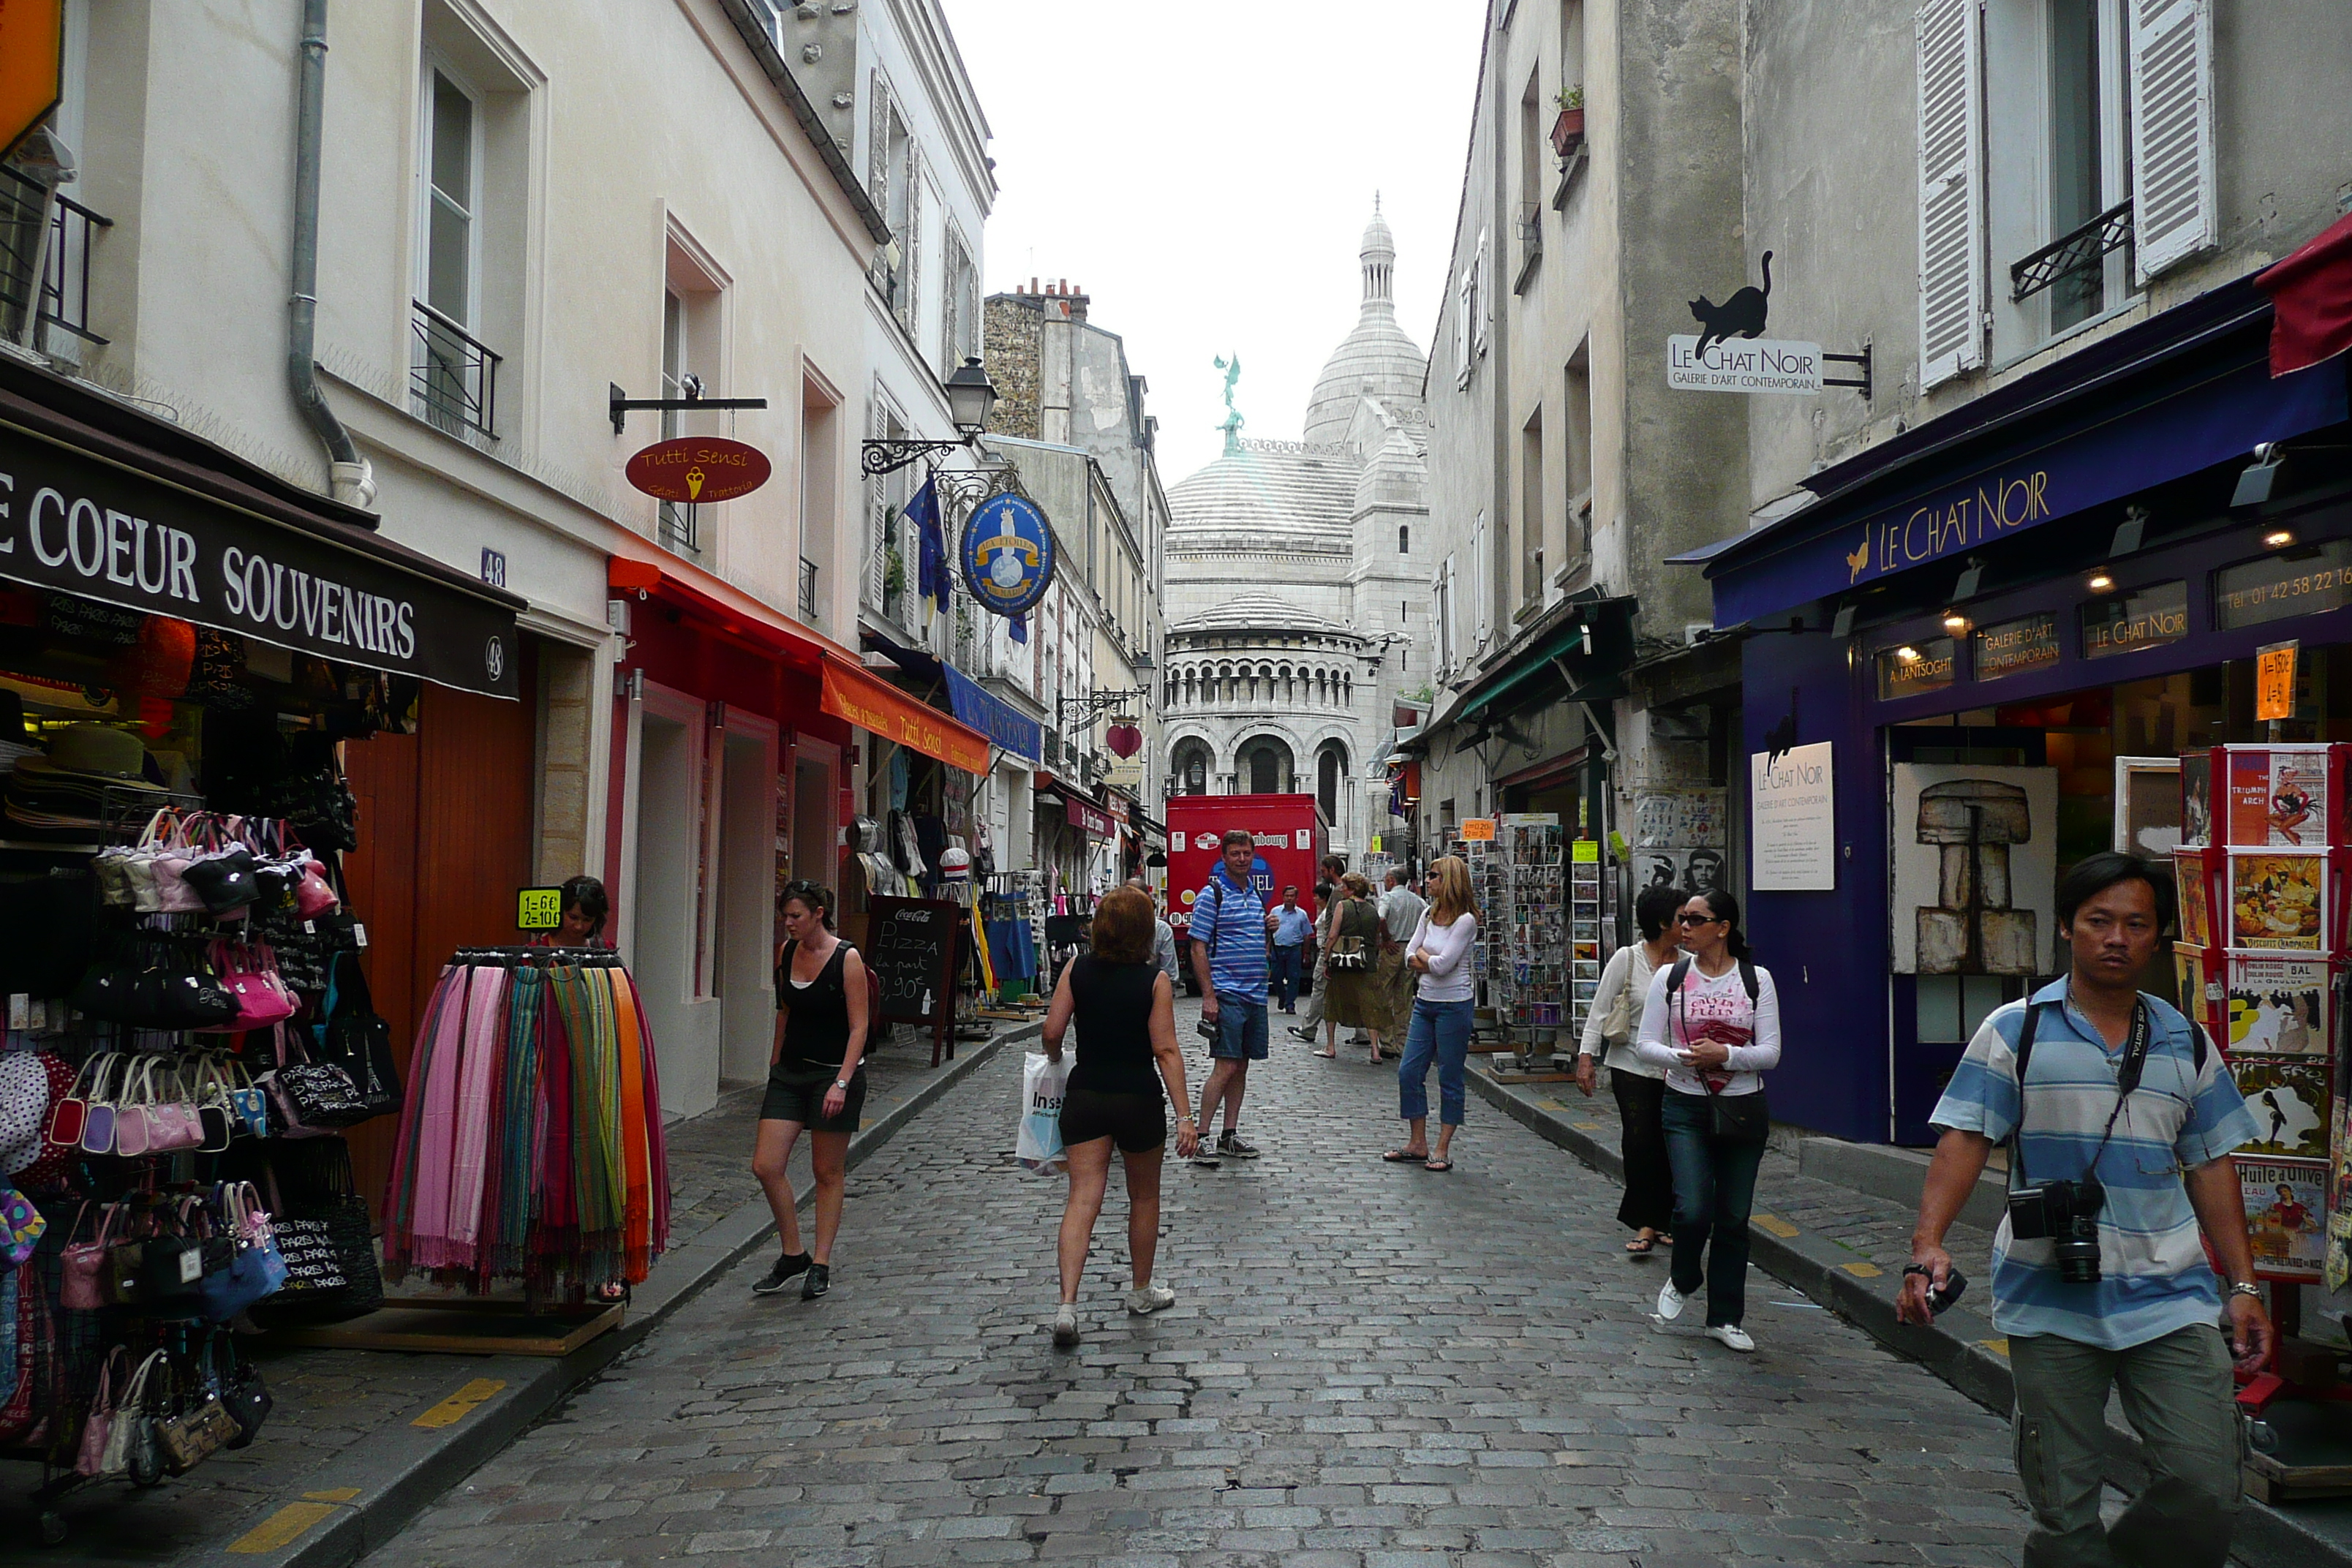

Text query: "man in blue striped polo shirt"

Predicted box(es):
[1900, 853, 2271, 1568]
[1188, 829, 1278, 1164]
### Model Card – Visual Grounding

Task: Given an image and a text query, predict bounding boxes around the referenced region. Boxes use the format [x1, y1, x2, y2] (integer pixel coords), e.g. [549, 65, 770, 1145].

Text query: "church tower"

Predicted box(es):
[1302, 200, 1428, 452]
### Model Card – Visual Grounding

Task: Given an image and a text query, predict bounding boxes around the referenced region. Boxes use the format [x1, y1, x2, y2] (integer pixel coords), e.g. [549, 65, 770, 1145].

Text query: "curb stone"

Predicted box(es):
[181, 1022, 1038, 1568]
[1466, 1066, 2352, 1568]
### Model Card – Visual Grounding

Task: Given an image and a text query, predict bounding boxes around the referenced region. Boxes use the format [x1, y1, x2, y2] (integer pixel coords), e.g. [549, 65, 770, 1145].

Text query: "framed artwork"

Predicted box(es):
[2113, 756, 2182, 858]
[2223, 745, 2331, 848]
[2228, 852, 2327, 951]
[2179, 750, 2213, 850]
[2223, 954, 2329, 1056]
[2239, 1157, 2326, 1281]
[1890, 764, 2059, 975]
[2231, 1057, 2330, 1160]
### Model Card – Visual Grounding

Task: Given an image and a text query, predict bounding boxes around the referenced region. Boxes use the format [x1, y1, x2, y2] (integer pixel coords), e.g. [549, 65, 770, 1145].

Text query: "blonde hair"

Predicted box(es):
[1339, 872, 1372, 900]
[1427, 856, 1477, 925]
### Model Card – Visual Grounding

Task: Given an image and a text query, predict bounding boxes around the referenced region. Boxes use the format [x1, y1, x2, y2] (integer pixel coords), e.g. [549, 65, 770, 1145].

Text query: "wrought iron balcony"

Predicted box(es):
[0, 165, 112, 345]
[799, 557, 820, 626]
[410, 298, 502, 438]
[2011, 200, 2133, 304]
[657, 500, 699, 557]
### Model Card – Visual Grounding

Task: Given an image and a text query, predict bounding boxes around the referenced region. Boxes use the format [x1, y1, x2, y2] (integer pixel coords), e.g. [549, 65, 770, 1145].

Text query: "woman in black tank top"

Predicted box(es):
[1039, 888, 1199, 1348]
[747, 881, 870, 1302]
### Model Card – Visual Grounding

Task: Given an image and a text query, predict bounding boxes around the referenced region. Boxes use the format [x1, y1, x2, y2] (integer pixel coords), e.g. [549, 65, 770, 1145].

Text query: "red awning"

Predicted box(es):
[2256, 211, 2352, 377]
[818, 658, 990, 774]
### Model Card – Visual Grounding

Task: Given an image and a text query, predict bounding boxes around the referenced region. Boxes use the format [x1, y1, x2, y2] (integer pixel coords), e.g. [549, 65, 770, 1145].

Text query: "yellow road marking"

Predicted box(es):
[304, 1488, 361, 1503]
[1841, 1261, 1882, 1278]
[1572, 1121, 1602, 1131]
[1753, 1213, 1801, 1237]
[412, 1377, 507, 1429]
[227, 1502, 339, 1554]
[1980, 1338, 2010, 1357]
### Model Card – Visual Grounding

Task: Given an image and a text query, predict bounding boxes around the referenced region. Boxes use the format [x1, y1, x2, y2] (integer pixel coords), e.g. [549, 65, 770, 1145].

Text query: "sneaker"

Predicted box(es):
[1189, 1150, 1223, 1167]
[1707, 1324, 1756, 1353]
[1051, 1305, 1081, 1347]
[1126, 1283, 1175, 1315]
[801, 1262, 831, 1300]
[751, 1251, 811, 1295]
[1286, 1026, 1317, 1043]
[1217, 1131, 1261, 1159]
[1655, 1281, 1686, 1322]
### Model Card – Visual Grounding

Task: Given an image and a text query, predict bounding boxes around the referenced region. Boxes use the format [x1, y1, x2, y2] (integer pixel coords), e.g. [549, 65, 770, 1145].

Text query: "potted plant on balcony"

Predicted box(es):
[1550, 86, 1585, 157]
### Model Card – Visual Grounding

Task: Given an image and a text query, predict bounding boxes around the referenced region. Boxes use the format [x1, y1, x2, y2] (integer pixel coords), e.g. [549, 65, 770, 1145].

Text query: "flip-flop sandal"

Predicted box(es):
[1624, 1236, 1657, 1255]
[1313, 1048, 1338, 1058]
[1422, 1158, 1453, 1172]
[1382, 1148, 1428, 1163]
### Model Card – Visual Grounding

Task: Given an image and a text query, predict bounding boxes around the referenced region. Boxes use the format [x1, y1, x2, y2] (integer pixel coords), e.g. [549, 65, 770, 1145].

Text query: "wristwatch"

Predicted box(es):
[2228, 1281, 2263, 1300]
[832, 1079, 851, 1092]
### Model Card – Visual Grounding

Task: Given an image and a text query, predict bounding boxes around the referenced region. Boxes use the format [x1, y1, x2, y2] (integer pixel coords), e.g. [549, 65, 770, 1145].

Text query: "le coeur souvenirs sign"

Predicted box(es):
[960, 493, 1056, 617]
[624, 437, 772, 505]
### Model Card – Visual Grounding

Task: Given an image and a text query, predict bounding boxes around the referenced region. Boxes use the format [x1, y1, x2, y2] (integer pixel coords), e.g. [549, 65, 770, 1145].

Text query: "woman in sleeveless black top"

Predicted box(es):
[748, 881, 870, 1302]
[1039, 887, 1199, 1347]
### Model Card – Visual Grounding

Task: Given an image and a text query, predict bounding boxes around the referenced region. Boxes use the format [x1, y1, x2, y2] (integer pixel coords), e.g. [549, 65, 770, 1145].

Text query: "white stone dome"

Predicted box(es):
[1303, 200, 1427, 448]
[1165, 437, 1357, 554]
[1172, 590, 1354, 638]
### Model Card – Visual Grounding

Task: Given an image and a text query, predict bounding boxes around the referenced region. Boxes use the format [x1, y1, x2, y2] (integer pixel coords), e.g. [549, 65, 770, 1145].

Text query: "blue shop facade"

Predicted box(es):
[1693, 276, 2351, 1145]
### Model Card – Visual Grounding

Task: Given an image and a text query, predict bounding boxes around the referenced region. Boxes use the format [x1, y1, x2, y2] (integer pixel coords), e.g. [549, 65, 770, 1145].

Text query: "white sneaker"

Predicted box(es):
[1706, 1323, 1755, 1352]
[1127, 1283, 1175, 1315]
[1655, 1281, 1686, 1322]
[1050, 1305, 1080, 1347]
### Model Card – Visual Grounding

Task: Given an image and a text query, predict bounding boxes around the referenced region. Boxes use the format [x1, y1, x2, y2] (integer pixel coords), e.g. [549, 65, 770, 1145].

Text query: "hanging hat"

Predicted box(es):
[28, 723, 151, 780]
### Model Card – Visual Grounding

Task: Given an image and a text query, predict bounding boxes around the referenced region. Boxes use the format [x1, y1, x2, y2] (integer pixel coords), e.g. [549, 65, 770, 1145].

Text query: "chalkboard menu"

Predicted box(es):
[867, 894, 962, 1040]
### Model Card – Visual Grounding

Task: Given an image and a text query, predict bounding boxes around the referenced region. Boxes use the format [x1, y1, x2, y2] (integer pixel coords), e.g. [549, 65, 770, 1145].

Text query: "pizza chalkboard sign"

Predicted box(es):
[867, 895, 962, 1061]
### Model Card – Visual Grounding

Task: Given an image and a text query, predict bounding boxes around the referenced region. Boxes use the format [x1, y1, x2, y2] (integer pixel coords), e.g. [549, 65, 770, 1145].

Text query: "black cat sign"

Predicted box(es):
[1667, 334, 1824, 393]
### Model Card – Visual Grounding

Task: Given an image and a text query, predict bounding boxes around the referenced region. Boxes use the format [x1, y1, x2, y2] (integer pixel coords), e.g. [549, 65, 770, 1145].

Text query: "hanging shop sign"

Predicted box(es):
[1106, 723, 1143, 759]
[1066, 797, 1115, 839]
[0, 423, 520, 697]
[623, 436, 772, 504]
[1667, 336, 1823, 394]
[960, 493, 1057, 617]
[0, 0, 62, 157]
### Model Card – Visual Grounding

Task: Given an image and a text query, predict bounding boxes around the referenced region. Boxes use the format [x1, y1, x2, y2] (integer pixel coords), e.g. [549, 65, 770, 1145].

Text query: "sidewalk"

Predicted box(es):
[1466, 1060, 2352, 1568]
[0, 1019, 1039, 1567]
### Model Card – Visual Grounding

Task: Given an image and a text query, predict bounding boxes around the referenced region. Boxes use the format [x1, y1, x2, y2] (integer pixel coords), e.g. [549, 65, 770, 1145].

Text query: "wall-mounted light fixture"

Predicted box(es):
[2232, 443, 2284, 508]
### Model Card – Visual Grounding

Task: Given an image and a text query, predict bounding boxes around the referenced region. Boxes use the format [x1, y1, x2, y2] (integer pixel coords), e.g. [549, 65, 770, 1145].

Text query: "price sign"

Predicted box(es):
[517, 886, 565, 931]
[1460, 818, 1496, 843]
[2256, 641, 2299, 722]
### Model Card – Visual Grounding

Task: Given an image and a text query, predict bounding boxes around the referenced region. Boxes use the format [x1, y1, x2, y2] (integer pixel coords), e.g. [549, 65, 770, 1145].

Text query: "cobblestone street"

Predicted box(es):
[371, 995, 2032, 1567]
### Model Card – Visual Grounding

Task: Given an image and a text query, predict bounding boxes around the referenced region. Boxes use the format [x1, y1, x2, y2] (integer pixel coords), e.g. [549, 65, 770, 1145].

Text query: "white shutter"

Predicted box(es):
[1471, 512, 1490, 645]
[1915, 0, 1984, 390]
[2130, 0, 2215, 281]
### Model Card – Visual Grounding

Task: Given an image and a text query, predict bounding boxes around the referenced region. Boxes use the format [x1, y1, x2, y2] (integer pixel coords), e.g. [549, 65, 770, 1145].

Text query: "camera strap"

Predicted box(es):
[2009, 992, 2153, 1188]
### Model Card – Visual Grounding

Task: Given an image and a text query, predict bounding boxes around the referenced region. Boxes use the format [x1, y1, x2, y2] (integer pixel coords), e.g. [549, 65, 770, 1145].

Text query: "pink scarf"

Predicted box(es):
[403, 965, 472, 1267]
[442, 965, 510, 1258]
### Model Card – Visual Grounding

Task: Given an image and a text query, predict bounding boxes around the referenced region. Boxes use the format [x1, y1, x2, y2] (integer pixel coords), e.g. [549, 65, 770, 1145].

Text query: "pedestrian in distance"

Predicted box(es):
[1576, 883, 1684, 1256]
[1128, 875, 1180, 983]
[1288, 853, 1354, 1044]
[1040, 887, 1200, 1346]
[749, 881, 870, 1301]
[1637, 889, 1781, 1351]
[1189, 829, 1278, 1164]
[1384, 856, 1480, 1172]
[1270, 885, 1314, 1012]
[1373, 865, 1423, 1059]
[1898, 852, 2271, 1568]
[1317, 873, 1388, 1062]
[530, 873, 611, 948]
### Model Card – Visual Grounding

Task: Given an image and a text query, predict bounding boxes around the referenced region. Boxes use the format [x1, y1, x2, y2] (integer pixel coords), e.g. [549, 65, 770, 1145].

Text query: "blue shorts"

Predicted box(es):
[1210, 993, 1269, 1060]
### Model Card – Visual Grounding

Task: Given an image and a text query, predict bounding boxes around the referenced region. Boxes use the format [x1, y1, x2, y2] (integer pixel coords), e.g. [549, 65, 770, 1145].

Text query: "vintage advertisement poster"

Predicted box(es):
[2179, 750, 2213, 849]
[2224, 746, 2330, 848]
[1889, 764, 2059, 974]
[2174, 849, 2215, 946]
[2231, 1057, 2331, 1160]
[2229, 852, 2328, 950]
[2225, 954, 2331, 1056]
[2239, 1158, 2326, 1281]
[2172, 943, 2213, 1029]
[2332, 1093, 2352, 1289]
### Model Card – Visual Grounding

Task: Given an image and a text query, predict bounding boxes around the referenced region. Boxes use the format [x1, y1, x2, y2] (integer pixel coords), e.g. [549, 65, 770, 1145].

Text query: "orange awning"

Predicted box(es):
[608, 553, 845, 668]
[819, 658, 991, 774]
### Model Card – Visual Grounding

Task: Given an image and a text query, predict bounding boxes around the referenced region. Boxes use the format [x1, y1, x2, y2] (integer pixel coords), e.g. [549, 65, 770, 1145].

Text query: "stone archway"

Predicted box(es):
[1236, 734, 1294, 795]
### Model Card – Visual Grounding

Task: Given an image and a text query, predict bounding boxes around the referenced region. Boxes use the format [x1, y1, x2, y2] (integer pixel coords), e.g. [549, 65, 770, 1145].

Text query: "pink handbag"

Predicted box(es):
[75, 1347, 130, 1477]
[112, 1058, 156, 1158]
[293, 853, 340, 920]
[151, 813, 208, 915]
[212, 942, 297, 1028]
[61, 1202, 121, 1309]
[143, 1060, 205, 1153]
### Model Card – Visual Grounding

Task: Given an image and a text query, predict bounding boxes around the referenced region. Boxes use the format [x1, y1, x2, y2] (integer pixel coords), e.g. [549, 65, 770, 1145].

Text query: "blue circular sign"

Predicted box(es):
[960, 494, 1057, 617]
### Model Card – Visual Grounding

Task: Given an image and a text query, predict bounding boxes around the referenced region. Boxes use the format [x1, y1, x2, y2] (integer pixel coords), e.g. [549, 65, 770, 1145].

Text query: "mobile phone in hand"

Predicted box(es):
[1196, 1016, 1218, 1041]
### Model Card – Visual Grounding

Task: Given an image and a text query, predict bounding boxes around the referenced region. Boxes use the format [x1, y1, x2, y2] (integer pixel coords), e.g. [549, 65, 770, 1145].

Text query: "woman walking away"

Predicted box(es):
[750, 881, 871, 1302]
[1636, 890, 1783, 1351]
[1578, 884, 1686, 1256]
[1042, 886, 1199, 1346]
[1386, 857, 1480, 1172]
[1319, 874, 1389, 1062]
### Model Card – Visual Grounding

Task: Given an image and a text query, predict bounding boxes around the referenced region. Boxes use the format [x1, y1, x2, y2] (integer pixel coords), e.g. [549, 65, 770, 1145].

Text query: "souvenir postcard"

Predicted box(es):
[2228, 852, 2326, 950]
[2171, 943, 2212, 1028]
[2225, 746, 2330, 848]
[2179, 750, 2213, 850]
[2231, 1057, 2330, 1160]
[2174, 850, 2215, 947]
[2223, 954, 2330, 1056]
[2239, 1157, 2326, 1280]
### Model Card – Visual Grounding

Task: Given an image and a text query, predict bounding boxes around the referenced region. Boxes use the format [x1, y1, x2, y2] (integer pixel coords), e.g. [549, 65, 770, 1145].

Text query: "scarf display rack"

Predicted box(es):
[380, 947, 668, 1302]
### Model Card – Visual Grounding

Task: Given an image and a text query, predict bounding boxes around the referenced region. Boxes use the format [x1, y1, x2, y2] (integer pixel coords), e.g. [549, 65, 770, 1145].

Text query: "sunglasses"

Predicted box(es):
[1676, 912, 1722, 927]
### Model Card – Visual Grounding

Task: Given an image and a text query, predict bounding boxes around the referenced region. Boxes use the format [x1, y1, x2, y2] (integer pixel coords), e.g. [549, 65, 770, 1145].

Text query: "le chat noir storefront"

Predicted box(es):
[1692, 273, 2352, 1146]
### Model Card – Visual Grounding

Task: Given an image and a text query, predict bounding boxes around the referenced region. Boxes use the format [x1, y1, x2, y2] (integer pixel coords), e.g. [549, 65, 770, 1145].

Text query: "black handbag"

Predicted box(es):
[210, 1332, 271, 1449]
[1708, 1088, 1771, 1144]
[320, 953, 400, 1120]
[182, 847, 259, 916]
[249, 1142, 384, 1324]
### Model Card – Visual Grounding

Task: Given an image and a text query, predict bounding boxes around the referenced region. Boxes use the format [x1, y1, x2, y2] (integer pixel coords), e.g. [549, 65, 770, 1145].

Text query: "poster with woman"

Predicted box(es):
[2239, 1158, 2326, 1280]
[2231, 1058, 2330, 1159]
[2225, 955, 2330, 1055]
[2228, 852, 2327, 951]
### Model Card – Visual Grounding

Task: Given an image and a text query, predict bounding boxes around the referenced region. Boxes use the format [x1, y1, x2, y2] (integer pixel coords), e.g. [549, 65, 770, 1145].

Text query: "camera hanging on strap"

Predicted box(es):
[2005, 994, 2179, 1284]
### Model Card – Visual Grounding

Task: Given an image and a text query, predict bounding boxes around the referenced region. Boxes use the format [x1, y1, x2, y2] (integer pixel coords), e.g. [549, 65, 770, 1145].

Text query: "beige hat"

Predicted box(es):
[15, 723, 157, 783]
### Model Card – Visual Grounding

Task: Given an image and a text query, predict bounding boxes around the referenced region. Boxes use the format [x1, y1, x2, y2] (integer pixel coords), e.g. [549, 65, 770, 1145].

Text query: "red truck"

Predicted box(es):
[1164, 794, 1331, 969]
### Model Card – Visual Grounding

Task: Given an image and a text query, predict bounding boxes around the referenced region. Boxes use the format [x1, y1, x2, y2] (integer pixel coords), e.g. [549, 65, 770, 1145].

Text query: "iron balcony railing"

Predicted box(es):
[410, 298, 502, 439]
[799, 557, 820, 626]
[0, 165, 112, 344]
[2011, 199, 2133, 304]
[658, 501, 699, 557]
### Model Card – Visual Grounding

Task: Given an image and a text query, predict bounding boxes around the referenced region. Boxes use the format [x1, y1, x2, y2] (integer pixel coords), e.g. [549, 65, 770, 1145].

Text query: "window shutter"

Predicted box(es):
[2130, 0, 2215, 282]
[1915, 0, 1984, 390]
[900, 151, 924, 334]
[867, 74, 889, 215]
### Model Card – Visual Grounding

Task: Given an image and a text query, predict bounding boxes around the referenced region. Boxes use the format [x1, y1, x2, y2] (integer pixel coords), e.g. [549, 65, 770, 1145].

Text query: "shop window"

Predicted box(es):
[2214, 541, 2352, 632]
[1972, 611, 2061, 682]
[1877, 637, 1959, 701]
[2081, 578, 2187, 657]
[1520, 407, 1545, 609]
[800, 371, 840, 630]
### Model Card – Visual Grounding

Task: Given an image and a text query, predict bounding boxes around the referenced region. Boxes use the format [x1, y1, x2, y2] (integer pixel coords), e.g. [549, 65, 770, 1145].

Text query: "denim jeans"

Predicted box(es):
[1270, 944, 1304, 1009]
[2010, 1325, 2242, 1567]
[1659, 1088, 1765, 1327]
[1398, 997, 1474, 1125]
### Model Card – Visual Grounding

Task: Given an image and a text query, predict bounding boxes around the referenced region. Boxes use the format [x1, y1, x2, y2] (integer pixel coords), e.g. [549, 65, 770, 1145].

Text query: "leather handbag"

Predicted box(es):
[61, 1202, 122, 1310]
[78, 1053, 126, 1156]
[192, 1182, 285, 1320]
[147, 1060, 206, 1153]
[293, 852, 341, 921]
[45, 1052, 106, 1147]
[224, 1058, 270, 1140]
[76, 1346, 130, 1477]
[181, 815, 261, 915]
[263, 1026, 370, 1134]
[122, 810, 181, 914]
[1708, 1087, 1771, 1144]
[159, 1382, 240, 1475]
[151, 814, 206, 915]
[100, 1350, 165, 1479]
[190, 1055, 236, 1151]
[112, 1058, 157, 1158]
[118, 1349, 170, 1487]
[219, 1343, 271, 1449]
[214, 941, 298, 1029]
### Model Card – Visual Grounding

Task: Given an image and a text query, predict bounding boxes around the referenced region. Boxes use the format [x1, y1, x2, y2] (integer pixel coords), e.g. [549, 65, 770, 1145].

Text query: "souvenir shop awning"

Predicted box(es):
[1452, 595, 1635, 725]
[859, 629, 1041, 763]
[0, 355, 525, 698]
[818, 657, 990, 774]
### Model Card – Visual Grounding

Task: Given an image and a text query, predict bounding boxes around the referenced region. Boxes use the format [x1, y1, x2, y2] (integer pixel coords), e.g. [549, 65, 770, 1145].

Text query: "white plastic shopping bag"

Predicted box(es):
[1017, 1052, 1069, 1174]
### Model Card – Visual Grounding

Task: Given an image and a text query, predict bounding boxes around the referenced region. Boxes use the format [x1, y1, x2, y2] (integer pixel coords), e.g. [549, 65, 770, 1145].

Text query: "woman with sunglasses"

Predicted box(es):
[1634, 889, 1782, 1352]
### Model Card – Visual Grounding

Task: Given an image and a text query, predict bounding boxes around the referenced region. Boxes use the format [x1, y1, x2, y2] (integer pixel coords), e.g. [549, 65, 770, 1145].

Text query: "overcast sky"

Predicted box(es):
[939, 2, 1487, 488]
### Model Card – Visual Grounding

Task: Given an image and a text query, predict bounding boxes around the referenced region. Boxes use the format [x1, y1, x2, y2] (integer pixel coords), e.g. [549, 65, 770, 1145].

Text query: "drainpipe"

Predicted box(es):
[287, 0, 376, 510]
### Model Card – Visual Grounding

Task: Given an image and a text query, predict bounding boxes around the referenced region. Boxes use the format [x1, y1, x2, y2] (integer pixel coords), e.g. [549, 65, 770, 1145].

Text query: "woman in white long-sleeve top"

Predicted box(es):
[1635, 889, 1782, 1351]
[1384, 856, 1480, 1172]
[1576, 883, 1687, 1256]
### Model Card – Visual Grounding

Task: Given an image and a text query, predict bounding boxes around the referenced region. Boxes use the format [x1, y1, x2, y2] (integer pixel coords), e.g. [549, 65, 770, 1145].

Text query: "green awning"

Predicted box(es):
[1452, 597, 1636, 724]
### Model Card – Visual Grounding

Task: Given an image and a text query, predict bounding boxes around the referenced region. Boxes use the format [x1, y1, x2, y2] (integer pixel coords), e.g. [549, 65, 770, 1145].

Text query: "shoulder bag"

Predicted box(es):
[263, 1024, 371, 1134]
[182, 814, 261, 916]
[76, 1346, 131, 1477]
[1666, 954, 1771, 1145]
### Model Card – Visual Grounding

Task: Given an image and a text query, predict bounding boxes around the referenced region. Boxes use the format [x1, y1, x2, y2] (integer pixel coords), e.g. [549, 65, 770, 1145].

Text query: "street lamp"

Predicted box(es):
[862, 358, 999, 477]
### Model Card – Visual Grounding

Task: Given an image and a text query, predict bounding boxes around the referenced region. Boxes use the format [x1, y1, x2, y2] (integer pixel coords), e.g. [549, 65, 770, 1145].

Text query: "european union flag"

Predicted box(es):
[1009, 612, 1028, 644]
[907, 473, 952, 613]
